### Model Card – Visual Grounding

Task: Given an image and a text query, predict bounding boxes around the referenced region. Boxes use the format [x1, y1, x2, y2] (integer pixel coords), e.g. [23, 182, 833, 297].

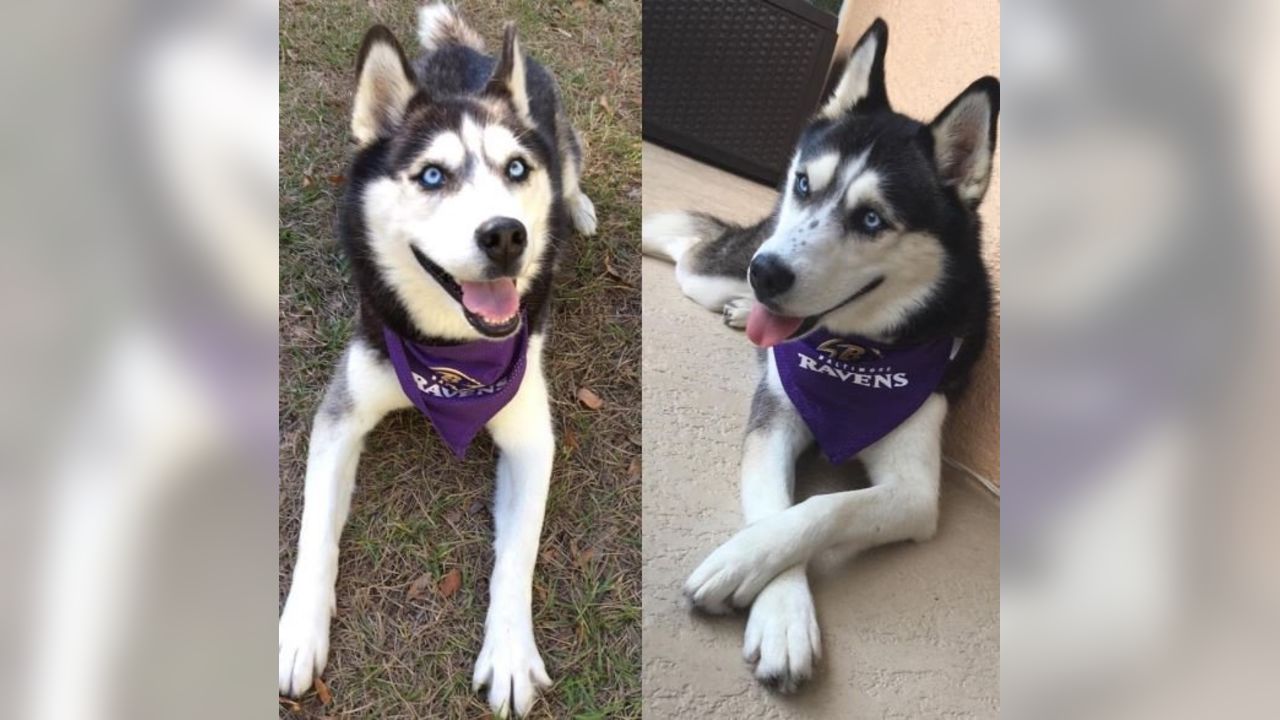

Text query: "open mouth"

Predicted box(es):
[746, 276, 884, 348]
[412, 248, 522, 337]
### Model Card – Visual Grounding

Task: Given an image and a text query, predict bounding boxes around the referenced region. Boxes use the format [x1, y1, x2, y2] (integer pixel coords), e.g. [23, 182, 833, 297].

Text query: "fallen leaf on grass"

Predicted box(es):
[563, 426, 579, 452]
[577, 388, 604, 410]
[604, 253, 624, 281]
[407, 574, 433, 602]
[627, 457, 641, 481]
[574, 547, 597, 569]
[314, 677, 333, 706]
[438, 568, 462, 599]
[278, 696, 302, 713]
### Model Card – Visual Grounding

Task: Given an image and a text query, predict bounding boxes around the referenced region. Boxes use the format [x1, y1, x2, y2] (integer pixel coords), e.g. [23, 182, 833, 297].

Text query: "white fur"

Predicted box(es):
[472, 334, 555, 718]
[685, 389, 947, 615]
[642, 212, 704, 262]
[754, 149, 945, 340]
[722, 297, 753, 328]
[363, 117, 554, 341]
[278, 341, 412, 698]
[674, 264, 751, 313]
[279, 334, 557, 719]
[820, 231, 945, 338]
[932, 92, 995, 205]
[419, 131, 467, 170]
[351, 42, 414, 145]
[417, 3, 485, 52]
[648, 209, 755, 315]
[482, 124, 526, 168]
[820, 31, 880, 119]
[503, 35, 533, 123]
[803, 152, 840, 193]
[567, 192, 597, 236]
[730, 359, 823, 690]
[842, 169, 884, 214]
[743, 567, 822, 692]
[557, 140, 597, 235]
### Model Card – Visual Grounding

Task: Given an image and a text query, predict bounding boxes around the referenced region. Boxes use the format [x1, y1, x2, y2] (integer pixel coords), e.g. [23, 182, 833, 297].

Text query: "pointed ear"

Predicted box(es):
[484, 24, 531, 121]
[351, 26, 417, 146]
[928, 76, 1000, 207]
[819, 18, 889, 118]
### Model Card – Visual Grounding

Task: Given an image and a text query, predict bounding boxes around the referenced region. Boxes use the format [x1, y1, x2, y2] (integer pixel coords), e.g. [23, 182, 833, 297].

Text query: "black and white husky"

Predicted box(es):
[644, 19, 997, 691]
[279, 5, 596, 716]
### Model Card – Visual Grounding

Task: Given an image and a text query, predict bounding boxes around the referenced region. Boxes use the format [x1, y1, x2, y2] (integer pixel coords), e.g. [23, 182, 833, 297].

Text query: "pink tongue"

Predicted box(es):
[459, 279, 519, 321]
[746, 303, 804, 348]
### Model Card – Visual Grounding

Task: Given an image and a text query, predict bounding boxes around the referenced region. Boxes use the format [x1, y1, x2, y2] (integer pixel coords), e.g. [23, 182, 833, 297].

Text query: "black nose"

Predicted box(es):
[475, 217, 527, 271]
[749, 254, 795, 300]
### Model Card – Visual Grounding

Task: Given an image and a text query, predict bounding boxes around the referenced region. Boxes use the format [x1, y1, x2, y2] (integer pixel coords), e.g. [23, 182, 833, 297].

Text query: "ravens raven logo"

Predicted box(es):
[816, 339, 883, 363]
[428, 366, 486, 389]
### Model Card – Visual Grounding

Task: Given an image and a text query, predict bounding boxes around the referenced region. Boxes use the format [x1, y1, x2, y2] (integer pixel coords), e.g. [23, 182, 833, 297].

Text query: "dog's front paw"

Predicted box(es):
[569, 192, 598, 236]
[723, 298, 752, 329]
[472, 622, 552, 718]
[743, 574, 821, 693]
[277, 589, 333, 698]
[684, 525, 783, 613]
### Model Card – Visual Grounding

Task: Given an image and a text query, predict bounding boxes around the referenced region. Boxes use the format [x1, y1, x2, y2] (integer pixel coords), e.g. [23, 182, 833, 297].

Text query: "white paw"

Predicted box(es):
[722, 297, 752, 329]
[684, 524, 788, 613]
[277, 586, 334, 697]
[743, 575, 821, 693]
[472, 621, 552, 718]
[569, 192, 597, 236]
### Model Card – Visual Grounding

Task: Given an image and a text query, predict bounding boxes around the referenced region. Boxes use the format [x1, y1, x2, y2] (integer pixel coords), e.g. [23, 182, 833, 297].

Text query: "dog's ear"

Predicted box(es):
[484, 24, 532, 122]
[928, 76, 1000, 207]
[351, 26, 417, 145]
[819, 18, 889, 118]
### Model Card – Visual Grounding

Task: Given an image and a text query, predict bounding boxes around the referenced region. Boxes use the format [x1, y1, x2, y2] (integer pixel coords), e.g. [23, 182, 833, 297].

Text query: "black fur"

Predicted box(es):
[691, 21, 998, 399]
[796, 108, 994, 396]
[338, 26, 572, 354]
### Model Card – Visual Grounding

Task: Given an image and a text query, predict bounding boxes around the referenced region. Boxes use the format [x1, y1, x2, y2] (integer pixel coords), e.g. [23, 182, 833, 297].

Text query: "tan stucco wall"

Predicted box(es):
[835, 0, 1001, 486]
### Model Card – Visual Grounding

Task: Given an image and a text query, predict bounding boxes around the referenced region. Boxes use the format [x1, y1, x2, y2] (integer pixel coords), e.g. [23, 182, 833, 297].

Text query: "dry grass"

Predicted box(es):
[279, 1, 641, 717]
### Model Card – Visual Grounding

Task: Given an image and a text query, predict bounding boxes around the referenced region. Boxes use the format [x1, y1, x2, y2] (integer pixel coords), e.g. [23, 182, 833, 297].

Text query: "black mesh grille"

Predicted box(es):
[643, 0, 837, 184]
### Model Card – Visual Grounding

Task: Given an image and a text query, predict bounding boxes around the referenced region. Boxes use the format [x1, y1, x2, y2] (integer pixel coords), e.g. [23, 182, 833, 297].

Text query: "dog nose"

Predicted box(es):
[475, 217, 527, 271]
[749, 254, 795, 300]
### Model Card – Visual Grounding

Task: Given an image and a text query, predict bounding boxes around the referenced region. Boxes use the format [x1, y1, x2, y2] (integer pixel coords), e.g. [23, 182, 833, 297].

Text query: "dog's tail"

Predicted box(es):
[418, 3, 486, 52]
[642, 211, 729, 264]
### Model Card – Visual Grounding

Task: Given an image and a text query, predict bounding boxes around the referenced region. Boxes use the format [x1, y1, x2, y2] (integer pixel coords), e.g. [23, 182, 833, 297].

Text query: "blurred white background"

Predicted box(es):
[1002, 0, 1280, 716]
[0, 0, 278, 717]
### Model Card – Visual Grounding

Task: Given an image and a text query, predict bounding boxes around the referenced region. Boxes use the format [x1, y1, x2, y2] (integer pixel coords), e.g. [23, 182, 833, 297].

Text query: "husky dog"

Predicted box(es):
[278, 5, 596, 716]
[643, 19, 997, 691]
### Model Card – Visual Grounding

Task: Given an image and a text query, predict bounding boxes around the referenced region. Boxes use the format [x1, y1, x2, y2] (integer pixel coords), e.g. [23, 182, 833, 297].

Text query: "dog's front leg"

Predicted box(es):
[279, 341, 408, 697]
[473, 335, 554, 718]
[687, 394, 948, 611]
[736, 360, 822, 692]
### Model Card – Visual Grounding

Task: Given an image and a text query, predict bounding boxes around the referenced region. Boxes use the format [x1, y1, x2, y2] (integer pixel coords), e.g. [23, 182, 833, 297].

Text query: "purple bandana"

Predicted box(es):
[772, 329, 955, 464]
[382, 318, 528, 458]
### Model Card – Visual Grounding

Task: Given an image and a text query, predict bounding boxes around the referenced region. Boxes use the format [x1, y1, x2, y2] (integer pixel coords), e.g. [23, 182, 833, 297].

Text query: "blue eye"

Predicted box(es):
[794, 172, 810, 198]
[859, 209, 884, 232]
[506, 158, 528, 181]
[419, 165, 446, 190]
